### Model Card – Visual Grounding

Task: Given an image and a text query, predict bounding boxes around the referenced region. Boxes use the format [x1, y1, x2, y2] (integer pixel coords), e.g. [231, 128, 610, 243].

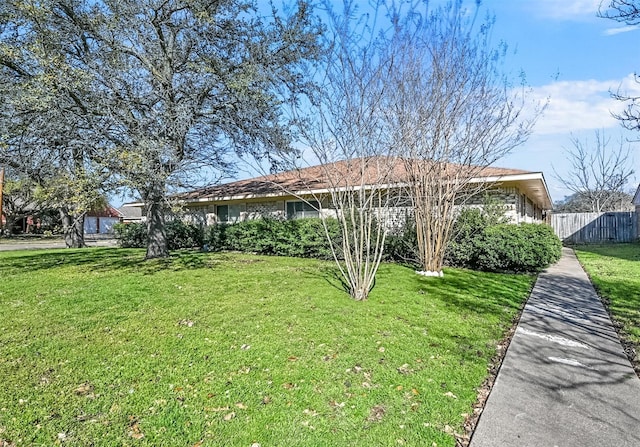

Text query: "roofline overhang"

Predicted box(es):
[175, 172, 553, 210]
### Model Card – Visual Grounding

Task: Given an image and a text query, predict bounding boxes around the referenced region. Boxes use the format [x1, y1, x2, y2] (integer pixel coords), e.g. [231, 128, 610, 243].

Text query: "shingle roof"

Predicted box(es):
[179, 157, 533, 201]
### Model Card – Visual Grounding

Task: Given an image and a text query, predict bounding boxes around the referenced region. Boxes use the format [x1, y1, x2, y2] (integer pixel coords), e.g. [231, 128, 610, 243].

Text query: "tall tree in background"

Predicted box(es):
[600, 1, 640, 132]
[0, 8, 105, 247]
[554, 191, 634, 212]
[383, 1, 541, 275]
[554, 131, 635, 212]
[1, 0, 321, 258]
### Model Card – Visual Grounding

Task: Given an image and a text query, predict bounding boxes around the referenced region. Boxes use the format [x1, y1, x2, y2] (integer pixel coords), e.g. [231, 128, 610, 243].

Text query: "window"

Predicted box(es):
[217, 204, 243, 223]
[286, 200, 319, 219]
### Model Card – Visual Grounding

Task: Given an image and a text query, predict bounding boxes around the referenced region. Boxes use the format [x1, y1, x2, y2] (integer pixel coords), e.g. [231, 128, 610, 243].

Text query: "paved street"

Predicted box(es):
[0, 236, 117, 251]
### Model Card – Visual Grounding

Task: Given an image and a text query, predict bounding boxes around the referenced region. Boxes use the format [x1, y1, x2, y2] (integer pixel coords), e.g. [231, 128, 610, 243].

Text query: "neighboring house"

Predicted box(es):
[118, 202, 146, 224]
[178, 159, 553, 226]
[84, 206, 123, 235]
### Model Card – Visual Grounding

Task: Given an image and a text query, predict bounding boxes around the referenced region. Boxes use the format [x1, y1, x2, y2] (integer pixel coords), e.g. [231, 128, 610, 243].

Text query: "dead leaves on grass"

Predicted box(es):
[127, 416, 144, 440]
[366, 405, 386, 422]
[177, 319, 195, 327]
[73, 383, 96, 399]
[205, 402, 247, 422]
[443, 391, 458, 399]
[396, 364, 414, 375]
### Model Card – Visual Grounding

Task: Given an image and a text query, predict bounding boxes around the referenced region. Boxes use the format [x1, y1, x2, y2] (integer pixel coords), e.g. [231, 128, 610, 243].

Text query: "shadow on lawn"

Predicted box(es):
[395, 267, 533, 317]
[299, 263, 353, 295]
[0, 247, 221, 275]
[303, 261, 534, 319]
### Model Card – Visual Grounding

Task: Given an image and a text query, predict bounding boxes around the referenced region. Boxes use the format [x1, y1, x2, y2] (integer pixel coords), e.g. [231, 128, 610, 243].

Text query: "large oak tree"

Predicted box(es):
[0, 8, 105, 247]
[1, 0, 321, 257]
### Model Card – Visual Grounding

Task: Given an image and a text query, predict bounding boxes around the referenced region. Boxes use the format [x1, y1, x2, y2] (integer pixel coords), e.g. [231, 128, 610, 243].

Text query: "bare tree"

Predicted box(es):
[554, 190, 634, 212]
[600, 1, 640, 132]
[554, 130, 635, 212]
[383, 1, 541, 276]
[599, 0, 640, 24]
[285, 1, 401, 301]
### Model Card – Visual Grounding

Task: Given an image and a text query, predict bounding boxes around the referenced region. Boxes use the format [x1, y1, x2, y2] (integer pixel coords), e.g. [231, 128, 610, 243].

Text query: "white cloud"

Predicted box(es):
[530, 0, 601, 20]
[604, 25, 640, 35]
[525, 74, 640, 135]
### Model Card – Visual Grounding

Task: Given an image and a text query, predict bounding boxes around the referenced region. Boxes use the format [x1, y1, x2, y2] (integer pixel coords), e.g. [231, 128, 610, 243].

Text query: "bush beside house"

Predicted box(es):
[114, 212, 561, 273]
[445, 208, 562, 273]
[207, 218, 340, 260]
[113, 220, 203, 250]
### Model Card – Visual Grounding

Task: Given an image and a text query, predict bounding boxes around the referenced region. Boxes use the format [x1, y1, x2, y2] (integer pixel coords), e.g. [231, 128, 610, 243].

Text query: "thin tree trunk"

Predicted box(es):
[60, 208, 85, 248]
[145, 191, 168, 259]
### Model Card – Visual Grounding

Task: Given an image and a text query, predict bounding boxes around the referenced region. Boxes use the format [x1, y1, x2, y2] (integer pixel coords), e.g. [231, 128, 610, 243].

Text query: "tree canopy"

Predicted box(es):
[1, 0, 322, 256]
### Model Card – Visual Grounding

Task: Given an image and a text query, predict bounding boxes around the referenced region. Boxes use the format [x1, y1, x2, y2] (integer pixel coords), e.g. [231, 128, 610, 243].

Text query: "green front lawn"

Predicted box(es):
[575, 244, 640, 369]
[0, 249, 534, 446]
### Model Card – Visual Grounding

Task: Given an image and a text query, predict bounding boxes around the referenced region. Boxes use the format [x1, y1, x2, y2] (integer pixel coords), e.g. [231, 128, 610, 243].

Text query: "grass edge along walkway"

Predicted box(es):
[574, 243, 640, 377]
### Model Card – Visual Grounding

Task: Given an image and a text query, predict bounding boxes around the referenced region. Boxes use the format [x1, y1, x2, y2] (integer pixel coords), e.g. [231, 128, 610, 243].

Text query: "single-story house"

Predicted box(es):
[177, 158, 553, 227]
[84, 206, 123, 234]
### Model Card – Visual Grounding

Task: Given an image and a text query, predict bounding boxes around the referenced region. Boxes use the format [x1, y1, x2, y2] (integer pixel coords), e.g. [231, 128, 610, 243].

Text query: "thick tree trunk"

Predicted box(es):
[60, 209, 85, 248]
[145, 194, 169, 259]
[3, 215, 18, 236]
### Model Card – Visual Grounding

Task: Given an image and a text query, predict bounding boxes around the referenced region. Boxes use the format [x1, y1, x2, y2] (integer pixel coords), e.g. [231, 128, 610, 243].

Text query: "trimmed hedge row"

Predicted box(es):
[113, 220, 204, 250]
[206, 218, 340, 260]
[113, 211, 562, 274]
[475, 224, 562, 273]
[113, 218, 341, 260]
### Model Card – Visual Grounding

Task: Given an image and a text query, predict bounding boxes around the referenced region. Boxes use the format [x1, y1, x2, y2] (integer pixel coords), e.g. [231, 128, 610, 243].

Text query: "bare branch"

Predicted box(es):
[553, 130, 635, 212]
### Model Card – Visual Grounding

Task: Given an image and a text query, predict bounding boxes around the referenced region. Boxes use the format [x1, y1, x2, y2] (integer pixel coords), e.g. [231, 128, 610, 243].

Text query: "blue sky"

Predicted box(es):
[110, 0, 640, 206]
[485, 0, 639, 201]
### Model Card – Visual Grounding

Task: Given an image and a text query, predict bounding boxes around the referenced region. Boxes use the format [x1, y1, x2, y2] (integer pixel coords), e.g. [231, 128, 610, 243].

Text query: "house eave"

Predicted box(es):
[184, 172, 553, 211]
[470, 172, 553, 210]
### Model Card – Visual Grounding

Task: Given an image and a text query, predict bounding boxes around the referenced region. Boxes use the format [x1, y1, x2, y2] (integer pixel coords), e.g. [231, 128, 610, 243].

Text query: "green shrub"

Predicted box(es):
[113, 220, 204, 249]
[205, 217, 341, 260]
[205, 223, 228, 251]
[297, 218, 341, 259]
[445, 208, 487, 268]
[475, 223, 562, 273]
[443, 207, 562, 273]
[384, 216, 418, 265]
[113, 222, 147, 248]
[165, 220, 204, 250]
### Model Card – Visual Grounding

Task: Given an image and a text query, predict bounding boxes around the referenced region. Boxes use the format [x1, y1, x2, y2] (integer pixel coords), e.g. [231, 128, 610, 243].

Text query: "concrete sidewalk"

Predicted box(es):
[470, 247, 640, 447]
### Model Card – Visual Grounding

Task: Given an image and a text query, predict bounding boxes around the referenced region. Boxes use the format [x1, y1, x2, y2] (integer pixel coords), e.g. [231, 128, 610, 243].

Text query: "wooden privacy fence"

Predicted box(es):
[551, 212, 638, 244]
